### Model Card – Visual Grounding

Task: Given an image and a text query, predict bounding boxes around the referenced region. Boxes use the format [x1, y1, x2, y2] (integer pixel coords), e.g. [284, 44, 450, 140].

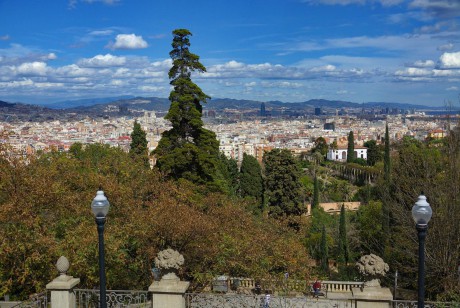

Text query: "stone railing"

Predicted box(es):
[226, 278, 364, 294]
[322, 281, 364, 293]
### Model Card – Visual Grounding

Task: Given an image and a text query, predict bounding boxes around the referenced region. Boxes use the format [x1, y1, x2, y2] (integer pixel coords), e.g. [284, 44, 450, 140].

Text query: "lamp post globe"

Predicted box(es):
[92, 190, 110, 308]
[411, 195, 432, 226]
[92, 190, 110, 218]
[411, 194, 432, 308]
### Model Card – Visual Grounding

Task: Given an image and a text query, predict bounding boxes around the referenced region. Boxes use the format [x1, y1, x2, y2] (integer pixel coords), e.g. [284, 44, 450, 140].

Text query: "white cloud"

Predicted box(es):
[69, 0, 120, 8]
[109, 34, 148, 50]
[0, 79, 34, 88]
[395, 67, 432, 77]
[446, 86, 458, 91]
[16, 62, 48, 76]
[55, 64, 95, 77]
[407, 60, 435, 68]
[89, 30, 114, 36]
[138, 85, 165, 92]
[261, 81, 303, 88]
[437, 43, 454, 51]
[310, 64, 336, 72]
[46, 53, 57, 60]
[78, 54, 126, 67]
[438, 51, 460, 68]
[0, 35, 10, 41]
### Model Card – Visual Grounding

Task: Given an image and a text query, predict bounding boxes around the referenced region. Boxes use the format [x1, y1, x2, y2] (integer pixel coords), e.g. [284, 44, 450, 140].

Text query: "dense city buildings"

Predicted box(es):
[0, 104, 455, 164]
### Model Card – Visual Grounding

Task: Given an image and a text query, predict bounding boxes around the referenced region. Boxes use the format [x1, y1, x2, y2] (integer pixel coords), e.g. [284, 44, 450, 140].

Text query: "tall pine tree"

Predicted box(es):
[154, 29, 222, 190]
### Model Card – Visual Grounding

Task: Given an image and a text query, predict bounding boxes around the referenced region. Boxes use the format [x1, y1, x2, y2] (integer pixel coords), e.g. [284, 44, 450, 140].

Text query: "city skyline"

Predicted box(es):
[0, 0, 459, 106]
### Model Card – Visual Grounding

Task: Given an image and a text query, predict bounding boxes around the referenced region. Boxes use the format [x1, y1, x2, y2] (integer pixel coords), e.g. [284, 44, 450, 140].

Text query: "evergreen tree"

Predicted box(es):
[346, 131, 355, 163]
[320, 224, 329, 274]
[218, 153, 239, 196]
[240, 153, 263, 204]
[381, 122, 391, 254]
[338, 204, 349, 264]
[363, 139, 381, 166]
[263, 149, 304, 217]
[130, 120, 148, 157]
[154, 29, 222, 190]
[312, 176, 320, 211]
[384, 122, 391, 182]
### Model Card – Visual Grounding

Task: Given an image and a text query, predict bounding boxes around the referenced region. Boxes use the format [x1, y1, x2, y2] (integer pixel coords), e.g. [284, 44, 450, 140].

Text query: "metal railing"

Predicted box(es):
[10, 292, 49, 308]
[74, 289, 150, 308]
[185, 292, 354, 308]
[392, 300, 460, 308]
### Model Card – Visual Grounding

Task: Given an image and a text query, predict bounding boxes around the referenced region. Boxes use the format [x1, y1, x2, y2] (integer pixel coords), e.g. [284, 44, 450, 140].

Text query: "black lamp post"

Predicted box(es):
[411, 194, 432, 308]
[91, 190, 110, 308]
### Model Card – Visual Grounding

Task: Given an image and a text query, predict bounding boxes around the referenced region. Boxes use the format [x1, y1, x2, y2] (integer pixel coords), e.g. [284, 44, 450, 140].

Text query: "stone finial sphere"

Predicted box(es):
[154, 249, 184, 270]
[356, 254, 389, 278]
[56, 256, 70, 276]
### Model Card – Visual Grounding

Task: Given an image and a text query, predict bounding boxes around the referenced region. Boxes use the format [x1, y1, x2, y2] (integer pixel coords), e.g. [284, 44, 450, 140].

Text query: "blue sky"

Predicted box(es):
[0, 0, 459, 107]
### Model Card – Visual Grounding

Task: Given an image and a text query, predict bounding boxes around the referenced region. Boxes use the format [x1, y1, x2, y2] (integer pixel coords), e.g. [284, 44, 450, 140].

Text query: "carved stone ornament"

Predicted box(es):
[356, 254, 389, 286]
[56, 256, 70, 276]
[154, 249, 184, 280]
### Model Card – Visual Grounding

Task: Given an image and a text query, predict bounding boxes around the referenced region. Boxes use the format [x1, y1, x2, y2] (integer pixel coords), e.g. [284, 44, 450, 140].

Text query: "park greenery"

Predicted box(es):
[0, 29, 459, 303]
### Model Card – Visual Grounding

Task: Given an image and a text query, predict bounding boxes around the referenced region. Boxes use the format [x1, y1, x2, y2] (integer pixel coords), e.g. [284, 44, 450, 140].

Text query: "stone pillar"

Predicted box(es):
[352, 283, 393, 308]
[46, 256, 80, 308]
[149, 273, 190, 308]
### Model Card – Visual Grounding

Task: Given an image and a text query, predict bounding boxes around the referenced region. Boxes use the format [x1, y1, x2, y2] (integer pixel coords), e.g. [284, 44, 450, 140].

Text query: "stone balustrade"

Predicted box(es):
[227, 277, 364, 294]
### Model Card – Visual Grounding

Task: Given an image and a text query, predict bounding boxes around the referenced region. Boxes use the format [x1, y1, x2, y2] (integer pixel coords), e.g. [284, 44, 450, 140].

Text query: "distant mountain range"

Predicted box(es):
[0, 96, 456, 115]
[46, 95, 136, 109]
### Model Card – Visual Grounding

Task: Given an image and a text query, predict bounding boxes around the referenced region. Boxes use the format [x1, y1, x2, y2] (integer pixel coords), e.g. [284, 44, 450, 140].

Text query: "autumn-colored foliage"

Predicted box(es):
[0, 144, 311, 299]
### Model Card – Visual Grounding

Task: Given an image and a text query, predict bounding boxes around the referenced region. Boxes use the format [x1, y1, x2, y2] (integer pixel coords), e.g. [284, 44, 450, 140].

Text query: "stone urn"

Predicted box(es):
[154, 249, 184, 281]
[356, 254, 389, 287]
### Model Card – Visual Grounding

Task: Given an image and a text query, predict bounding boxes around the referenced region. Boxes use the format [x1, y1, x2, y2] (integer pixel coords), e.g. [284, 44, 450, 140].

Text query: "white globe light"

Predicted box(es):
[91, 190, 110, 218]
[411, 195, 432, 226]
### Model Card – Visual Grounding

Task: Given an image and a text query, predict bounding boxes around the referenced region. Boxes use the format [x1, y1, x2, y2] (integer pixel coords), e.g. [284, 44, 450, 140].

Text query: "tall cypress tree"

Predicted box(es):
[338, 204, 349, 264]
[347, 131, 355, 163]
[384, 122, 391, 182]
[381, 122, 391, 253]
[320, 224, 329, 274]
[154, 29, 221, 190]
[312, 176, 320, 211]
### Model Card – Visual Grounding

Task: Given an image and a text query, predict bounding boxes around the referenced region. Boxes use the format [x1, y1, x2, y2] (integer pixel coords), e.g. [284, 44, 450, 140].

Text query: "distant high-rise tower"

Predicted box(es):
[260, 102, 266, 117]
[315, 107, 321, 116]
